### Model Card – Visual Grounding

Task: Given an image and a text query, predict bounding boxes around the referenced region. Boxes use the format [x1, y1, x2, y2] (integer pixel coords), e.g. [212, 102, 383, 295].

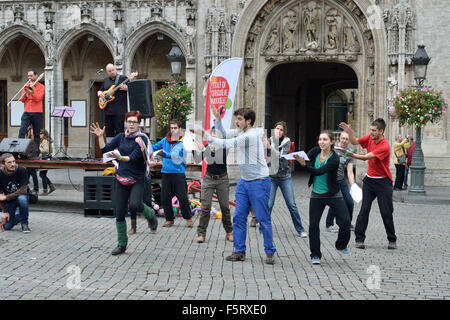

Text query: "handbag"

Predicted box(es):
[115, 174, 137, 186]
[395, 147, 407, 165]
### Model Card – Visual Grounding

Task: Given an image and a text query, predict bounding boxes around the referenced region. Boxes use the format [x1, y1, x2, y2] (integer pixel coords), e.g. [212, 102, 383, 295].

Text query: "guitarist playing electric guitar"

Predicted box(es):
[97, 64, 136, 141]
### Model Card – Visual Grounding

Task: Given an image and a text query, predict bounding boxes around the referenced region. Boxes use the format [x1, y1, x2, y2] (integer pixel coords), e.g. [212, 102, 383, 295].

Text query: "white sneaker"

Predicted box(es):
[299, 232, 308, 238]
[327, 225, 338, 233]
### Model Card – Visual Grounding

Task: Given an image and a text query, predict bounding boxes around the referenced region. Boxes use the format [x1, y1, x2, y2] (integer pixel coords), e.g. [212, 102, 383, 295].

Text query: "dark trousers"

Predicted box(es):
[27, 168, 39, 192]
[161, 173, 192, 221]
[394, 164, 405, 189]
[355, 177, 396, 243]
[39, 170, 53, 190]
[309, 196, 351, 259]
[326, 179, 354, 227]
[197, 174, 232, 236]
[130, 176, 152, 219]
[19, 112, 42, 146]
[114, 178, 144, 222]
[105, 114, 125, 138]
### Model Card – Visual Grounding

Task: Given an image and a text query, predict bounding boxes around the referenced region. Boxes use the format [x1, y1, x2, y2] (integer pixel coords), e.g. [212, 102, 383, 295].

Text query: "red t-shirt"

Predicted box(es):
[358, 134, 393, 181]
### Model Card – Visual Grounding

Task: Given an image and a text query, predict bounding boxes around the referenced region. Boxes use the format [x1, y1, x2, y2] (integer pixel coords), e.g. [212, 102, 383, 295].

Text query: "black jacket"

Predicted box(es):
[305, 146, 340, 195]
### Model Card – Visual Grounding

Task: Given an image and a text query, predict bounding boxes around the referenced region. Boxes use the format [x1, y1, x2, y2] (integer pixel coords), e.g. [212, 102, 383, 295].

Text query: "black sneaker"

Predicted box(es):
[148, 215, 158, 233]
[388, 241, 397, 249]
[226, 252, 245, 262]
[355, 242, 365, 249]
[22, 224, 31, 233]
[111, 246, 126, 255]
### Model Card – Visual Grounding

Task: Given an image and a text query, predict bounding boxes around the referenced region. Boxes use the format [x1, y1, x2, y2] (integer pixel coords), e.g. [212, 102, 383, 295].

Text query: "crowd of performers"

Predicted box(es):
[1, 66, 398, 266]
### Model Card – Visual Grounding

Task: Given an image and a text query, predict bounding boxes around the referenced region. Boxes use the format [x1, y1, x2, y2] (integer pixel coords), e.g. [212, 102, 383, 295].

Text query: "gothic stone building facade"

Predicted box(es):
[0, 0, 449, 185]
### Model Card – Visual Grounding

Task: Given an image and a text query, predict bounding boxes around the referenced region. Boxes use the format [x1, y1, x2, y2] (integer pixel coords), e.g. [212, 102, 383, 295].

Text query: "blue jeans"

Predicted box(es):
[234, 177, 276, 255]
[3, 195, 29, 230]
[269, 177, 305, 234]
[326, 179, 354, 227]
[404, 168, 409, 187]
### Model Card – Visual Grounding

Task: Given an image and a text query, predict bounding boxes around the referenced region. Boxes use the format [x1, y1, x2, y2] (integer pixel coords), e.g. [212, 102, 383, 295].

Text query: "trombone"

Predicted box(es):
[7, 72, 45, 107]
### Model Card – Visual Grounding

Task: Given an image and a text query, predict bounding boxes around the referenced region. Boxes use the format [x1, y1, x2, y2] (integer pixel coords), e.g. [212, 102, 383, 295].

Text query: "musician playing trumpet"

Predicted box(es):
[19, 70, 45, 146]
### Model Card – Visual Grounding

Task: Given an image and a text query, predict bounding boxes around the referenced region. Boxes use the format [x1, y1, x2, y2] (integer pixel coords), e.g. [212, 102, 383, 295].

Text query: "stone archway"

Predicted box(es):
[0, 25, 46, 66]
[125, 21, 197, 131]
[233, 0, 388, 141]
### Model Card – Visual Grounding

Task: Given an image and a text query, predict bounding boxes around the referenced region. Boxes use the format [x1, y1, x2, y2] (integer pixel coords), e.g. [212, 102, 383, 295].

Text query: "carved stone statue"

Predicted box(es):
[303, 2, 320, 50]
[186, 25, 196, 58]
[325, 10, 339, 52]
[244, 72, 256, 108]
[13, 5, 24, 22]
[265, 25, 280, 54]
[44, 26, 55, 66]
[343, 23, 360, 52]
[283, 11, 297, 51]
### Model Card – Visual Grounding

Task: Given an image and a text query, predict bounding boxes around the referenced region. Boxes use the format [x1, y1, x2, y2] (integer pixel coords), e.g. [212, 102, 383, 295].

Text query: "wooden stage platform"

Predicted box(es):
[17, 159, 202, 172]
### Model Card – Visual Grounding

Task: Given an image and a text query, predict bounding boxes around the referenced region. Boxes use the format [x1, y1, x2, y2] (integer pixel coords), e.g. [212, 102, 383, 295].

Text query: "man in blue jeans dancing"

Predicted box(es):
[0, 153, 31, 233]
[194, 107, 276, 265]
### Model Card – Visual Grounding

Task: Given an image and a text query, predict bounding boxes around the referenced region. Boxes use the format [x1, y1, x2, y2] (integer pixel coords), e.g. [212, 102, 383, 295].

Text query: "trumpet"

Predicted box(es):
[7, 73, 45, 106]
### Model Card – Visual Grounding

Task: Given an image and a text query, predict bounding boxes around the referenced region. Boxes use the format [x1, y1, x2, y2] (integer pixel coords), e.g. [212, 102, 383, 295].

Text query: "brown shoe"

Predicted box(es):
[163, 220, 174, 227]
[265, 254, 275, 265]
[225, 252, 245, 262]
[186, 218, 194, 228]
[128, 219, 137, 235]
[226, 232, 233, 242]
[40, 190, 48, 196]
[48, 185, 56, 194]
[197, 235, 205, 243]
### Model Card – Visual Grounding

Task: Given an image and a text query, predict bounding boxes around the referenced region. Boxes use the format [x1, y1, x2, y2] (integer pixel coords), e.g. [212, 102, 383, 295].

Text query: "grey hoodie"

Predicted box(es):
[268, 136, 292, 180]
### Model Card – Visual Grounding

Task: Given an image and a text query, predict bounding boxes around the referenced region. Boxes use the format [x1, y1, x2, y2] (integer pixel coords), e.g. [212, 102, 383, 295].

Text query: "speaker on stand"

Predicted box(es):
[128, 79, 154, 117]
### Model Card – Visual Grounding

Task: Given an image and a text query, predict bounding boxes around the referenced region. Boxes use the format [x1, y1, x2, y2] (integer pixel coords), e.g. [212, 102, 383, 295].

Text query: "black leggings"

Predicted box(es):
[309, 196, 351, 259]
[114, 178, 144, 222]
[161, 173, 192, 221]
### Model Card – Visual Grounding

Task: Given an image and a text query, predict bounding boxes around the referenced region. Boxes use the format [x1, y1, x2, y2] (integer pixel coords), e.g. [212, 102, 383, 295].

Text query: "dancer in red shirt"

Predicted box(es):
[339, 118, 397, 250]
[19, 70, 45, 146]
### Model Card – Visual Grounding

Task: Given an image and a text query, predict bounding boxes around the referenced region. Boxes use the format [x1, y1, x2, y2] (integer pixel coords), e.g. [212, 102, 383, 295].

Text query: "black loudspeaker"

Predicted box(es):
[0, 138, 35, 158]
[128, 79, 154, 117]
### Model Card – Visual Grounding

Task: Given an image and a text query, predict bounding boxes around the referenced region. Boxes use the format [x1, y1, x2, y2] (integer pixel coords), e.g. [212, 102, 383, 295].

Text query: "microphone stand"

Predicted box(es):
[86, 70, 104, 160]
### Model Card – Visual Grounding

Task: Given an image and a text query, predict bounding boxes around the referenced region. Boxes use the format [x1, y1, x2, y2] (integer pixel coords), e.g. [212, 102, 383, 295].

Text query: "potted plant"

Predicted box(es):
[154, 81, 194, 137]
[389, 86, 447, 127]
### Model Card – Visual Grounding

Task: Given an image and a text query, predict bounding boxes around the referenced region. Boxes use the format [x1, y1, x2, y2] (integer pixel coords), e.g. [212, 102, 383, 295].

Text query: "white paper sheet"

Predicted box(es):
[186, 122, 206, 134]
[183, 130, 201, 151]
[281, 151, 310, 161]
[350, 183, 363, 203]
[103, 150, 120, 163]
[335, 146, 354, 155]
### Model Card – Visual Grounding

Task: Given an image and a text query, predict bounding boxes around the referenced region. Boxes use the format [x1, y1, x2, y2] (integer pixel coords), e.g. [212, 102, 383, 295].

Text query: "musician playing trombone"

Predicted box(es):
[19, 70, 45, 146]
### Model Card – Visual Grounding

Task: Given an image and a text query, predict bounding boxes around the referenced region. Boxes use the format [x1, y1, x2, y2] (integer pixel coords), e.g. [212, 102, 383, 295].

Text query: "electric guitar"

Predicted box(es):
[98, 72, 138, 110]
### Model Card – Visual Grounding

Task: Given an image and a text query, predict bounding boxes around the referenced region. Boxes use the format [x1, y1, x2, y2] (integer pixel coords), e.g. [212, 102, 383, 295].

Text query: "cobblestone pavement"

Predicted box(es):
[0, 173, 449, 301]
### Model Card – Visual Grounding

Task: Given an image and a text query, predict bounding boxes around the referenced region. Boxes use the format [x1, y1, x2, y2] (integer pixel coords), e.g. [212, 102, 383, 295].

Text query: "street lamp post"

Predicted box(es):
[409, 45, 431, 195]
[166, 43, 184, 81]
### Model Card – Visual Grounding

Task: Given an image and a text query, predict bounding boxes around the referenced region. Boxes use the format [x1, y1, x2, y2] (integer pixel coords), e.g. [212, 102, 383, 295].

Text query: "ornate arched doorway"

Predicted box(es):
[233, 0, 388, 143]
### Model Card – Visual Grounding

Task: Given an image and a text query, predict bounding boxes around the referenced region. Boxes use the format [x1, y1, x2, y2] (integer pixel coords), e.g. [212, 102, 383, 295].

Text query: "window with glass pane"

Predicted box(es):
[326, 91, 348, 131]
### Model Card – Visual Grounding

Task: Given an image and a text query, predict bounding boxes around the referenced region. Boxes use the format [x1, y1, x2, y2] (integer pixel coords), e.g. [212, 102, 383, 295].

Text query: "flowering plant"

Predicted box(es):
[154, 81, 194, 132]
[389, 86, 448, 128]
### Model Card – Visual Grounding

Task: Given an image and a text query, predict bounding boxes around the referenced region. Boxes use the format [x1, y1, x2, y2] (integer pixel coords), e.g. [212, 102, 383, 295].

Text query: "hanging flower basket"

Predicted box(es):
[388, 86, 448, 128]
[154, 81, 194, 135]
